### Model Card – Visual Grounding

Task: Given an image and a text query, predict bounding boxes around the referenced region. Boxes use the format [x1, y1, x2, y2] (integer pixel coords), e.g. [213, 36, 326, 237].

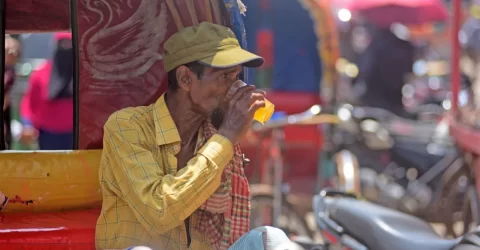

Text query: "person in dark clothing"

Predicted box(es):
[357, 28, 415, 118]
[3, 36, 20, 148]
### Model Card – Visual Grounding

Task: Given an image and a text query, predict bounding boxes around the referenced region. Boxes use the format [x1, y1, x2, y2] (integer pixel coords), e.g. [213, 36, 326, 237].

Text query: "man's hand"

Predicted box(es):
[218, 85, 266, 144]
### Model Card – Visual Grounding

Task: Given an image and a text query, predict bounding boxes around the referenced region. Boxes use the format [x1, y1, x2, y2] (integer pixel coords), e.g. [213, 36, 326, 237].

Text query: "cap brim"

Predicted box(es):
[198, 47, 264, 69]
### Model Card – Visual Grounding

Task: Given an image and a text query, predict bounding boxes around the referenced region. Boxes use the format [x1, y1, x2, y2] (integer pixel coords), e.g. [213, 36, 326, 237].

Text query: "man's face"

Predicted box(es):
[187, 65, 243, 126]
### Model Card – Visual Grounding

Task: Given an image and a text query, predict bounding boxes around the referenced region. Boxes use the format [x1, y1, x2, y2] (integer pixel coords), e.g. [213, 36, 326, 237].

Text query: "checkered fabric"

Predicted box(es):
[196, 122, 251, 250]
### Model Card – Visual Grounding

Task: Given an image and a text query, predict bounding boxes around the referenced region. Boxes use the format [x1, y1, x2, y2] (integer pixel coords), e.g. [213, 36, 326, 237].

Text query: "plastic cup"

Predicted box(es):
[225, 80, 275, 124]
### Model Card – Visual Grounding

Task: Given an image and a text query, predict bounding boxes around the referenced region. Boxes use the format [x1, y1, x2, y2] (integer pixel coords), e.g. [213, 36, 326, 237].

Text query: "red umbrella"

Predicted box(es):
[333, 0, 449, 27]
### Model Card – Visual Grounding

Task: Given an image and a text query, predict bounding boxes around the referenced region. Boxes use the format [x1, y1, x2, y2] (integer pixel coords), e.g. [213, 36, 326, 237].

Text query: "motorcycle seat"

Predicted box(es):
[327, 197, 460, 250]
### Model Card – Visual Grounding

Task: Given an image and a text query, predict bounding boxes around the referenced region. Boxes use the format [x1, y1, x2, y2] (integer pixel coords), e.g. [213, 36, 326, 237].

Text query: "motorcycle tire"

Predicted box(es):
[443, 184, 480, 238]
[250, 193, 312, 239]
[433, 158, 471, 237]
[452, 225, 480, 250]
[461, 186, 480, 236]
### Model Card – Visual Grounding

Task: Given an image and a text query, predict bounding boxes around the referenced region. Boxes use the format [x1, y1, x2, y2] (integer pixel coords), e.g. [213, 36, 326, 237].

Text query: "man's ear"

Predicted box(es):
[176, 66, 192, 91]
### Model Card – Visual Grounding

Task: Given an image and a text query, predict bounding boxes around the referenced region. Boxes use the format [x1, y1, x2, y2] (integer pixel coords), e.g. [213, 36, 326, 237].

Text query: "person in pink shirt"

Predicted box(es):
[19, 32, 73, 150]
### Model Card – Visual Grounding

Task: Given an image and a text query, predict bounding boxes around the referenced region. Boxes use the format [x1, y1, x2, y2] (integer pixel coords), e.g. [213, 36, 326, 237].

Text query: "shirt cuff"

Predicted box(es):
[198, 134, 234, 168]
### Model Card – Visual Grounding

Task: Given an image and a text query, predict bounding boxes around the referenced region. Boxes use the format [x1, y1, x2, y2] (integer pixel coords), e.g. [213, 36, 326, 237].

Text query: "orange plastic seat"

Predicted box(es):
[0, 208, 100, 250]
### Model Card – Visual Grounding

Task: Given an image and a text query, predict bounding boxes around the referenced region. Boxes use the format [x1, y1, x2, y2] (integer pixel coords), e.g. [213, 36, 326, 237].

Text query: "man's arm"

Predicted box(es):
[102, 115, 234, 236]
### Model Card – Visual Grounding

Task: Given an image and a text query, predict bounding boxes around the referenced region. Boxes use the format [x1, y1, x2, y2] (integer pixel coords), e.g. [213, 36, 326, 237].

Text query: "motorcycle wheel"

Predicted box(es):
[433, 158, 470, 237]
[443, 183, 480, 238]
[250, 193, 312, 239]
[461, 186, 480, 236]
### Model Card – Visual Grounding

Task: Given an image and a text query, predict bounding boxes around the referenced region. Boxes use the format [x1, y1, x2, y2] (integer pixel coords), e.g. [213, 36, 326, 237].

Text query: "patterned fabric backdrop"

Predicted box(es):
[75, 0, 248, 149]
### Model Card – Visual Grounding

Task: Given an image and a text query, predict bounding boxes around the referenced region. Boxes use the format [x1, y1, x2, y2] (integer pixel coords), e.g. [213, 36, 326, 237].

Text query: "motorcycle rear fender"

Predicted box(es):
[313, 191, 368, 250]
[334, 149, 361, 195]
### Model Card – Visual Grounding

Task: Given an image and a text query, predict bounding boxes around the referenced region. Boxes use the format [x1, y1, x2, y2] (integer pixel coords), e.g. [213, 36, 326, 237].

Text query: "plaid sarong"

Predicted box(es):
[195, 122, 251, 250]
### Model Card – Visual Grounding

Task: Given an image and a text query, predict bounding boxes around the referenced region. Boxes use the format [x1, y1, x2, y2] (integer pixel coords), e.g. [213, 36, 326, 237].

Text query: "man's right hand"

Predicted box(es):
[218, 85, 266, 145]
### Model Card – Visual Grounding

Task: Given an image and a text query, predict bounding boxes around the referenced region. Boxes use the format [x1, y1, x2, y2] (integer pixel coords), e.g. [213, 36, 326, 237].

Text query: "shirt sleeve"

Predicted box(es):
[102, 115, 234, 236]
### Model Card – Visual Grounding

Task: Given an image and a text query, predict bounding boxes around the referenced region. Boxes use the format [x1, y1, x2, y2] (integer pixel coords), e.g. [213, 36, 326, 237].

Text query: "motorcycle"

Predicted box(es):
[249, 104, 475, 239]
[325, 103, 471, 227]
[304, 189, 480, 250]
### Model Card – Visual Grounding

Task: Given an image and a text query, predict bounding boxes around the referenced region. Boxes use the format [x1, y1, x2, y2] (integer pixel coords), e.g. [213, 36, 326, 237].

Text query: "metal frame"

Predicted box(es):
[0, 0, 6, 150]
[70, 0, 80, 150]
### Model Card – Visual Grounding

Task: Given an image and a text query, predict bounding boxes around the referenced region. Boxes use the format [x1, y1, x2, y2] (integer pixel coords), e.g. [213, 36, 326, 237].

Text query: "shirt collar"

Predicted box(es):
[153, 93, 181, 146]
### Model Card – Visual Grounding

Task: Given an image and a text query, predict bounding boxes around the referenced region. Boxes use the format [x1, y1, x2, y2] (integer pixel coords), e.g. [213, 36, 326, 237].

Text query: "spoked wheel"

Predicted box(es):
[432, 158, 472, 238]
[250, 193, 312, 239]
[441, 178, 479, 237]
[460, 186, 480, 236]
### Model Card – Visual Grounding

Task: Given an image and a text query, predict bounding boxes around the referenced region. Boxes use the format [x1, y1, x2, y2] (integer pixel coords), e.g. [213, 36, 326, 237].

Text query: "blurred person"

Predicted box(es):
[19, 32, 73, 150]
[460, 15, 480, 107]
[4, 35, 20, 148]
[356, 27, 415, 118]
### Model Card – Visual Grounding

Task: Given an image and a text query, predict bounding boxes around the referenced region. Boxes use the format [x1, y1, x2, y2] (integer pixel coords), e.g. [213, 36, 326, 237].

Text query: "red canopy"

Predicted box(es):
[333, 0, 448, 27]
[337, 0, 445, 10]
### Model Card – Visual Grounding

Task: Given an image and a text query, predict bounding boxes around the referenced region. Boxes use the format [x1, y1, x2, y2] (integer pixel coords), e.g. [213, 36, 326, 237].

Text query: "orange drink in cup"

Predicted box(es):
[225, 80, 275, 124]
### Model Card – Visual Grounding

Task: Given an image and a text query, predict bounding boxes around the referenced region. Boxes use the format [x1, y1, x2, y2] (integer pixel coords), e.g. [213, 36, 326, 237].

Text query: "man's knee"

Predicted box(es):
[251, 226, 289, 242]
[230, 226, 291, 250]
[126, 247, 153, 250]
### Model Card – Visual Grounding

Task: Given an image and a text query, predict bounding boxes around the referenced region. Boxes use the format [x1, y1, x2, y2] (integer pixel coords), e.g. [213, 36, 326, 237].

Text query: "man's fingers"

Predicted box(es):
[230, 85, 256, 104]
[249, 100, 266, 115]
[237, 91, 265, 110]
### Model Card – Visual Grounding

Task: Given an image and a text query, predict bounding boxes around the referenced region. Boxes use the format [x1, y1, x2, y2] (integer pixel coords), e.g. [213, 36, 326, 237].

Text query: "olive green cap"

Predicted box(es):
[163, 22, 264, 72]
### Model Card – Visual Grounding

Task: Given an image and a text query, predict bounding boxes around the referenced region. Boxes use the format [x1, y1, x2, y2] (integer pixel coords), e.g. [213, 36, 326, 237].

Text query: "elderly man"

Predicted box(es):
[96, 22, 290, 250]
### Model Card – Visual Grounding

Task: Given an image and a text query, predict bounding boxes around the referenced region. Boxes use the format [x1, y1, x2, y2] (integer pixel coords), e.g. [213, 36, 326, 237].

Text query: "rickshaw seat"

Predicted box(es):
[0, 208, 100, 250]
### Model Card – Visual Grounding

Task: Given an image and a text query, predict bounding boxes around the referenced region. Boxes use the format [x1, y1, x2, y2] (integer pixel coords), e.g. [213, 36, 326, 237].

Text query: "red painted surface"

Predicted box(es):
[256, 29, 274, 68]
[0, 208, 99, 249]
[449, 116, 480, 156]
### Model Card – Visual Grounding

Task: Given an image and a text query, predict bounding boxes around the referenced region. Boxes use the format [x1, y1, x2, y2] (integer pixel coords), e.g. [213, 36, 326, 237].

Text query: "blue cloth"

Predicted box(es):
[242, 0, 322, 93]
[38, 129, 73, 150]
[224, 0, 249, 83]
[271, 1, 322, 93]
[229, 226, 290, 250]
